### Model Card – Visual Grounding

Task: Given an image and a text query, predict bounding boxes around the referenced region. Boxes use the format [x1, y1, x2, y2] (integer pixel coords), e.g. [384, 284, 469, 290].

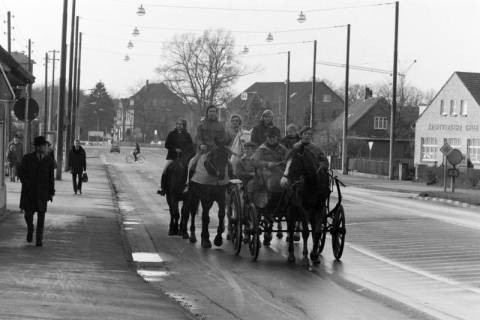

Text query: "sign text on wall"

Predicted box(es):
[428, 123, 479, 132]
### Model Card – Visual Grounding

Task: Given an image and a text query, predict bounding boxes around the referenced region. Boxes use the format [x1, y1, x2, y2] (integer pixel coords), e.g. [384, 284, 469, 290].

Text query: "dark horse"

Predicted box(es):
[162, 144, 196, 236]
[180, 145, 232, 248]
[284, 144, 330, 264]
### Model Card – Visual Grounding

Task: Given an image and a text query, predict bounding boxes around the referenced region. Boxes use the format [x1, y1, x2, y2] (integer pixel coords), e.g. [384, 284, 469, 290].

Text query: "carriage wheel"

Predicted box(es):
[125, 154, 134, 163]
[231, 189, 243, 255]
[317, 207, 328, 254]
[331, 205, 346, 260]
[137, 154, 145, 163]
[247, 204, 260, 261]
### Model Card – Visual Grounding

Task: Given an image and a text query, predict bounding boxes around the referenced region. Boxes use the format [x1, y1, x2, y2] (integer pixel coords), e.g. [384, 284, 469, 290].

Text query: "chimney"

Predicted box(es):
[365, 87, 373, 100]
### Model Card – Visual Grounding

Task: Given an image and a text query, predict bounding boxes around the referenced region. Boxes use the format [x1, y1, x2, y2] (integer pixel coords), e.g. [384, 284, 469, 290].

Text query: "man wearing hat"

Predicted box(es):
[18, 136, 55, 247]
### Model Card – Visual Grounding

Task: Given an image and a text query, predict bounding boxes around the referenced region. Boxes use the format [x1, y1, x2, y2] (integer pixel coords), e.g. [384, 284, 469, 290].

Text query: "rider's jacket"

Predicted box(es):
[165, 129, 193, 160]
[195, 119, 228, 149]
[251, 121, 281, 147]
[292, 142, 329, 169]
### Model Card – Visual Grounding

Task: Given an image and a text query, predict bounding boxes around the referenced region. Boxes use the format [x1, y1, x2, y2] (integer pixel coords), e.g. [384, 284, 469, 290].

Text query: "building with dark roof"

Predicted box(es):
[128, 82, 195, 142]
[330, 97, 418, 160]
[227, 81, 344, 148]
[415, 71, 480, 168]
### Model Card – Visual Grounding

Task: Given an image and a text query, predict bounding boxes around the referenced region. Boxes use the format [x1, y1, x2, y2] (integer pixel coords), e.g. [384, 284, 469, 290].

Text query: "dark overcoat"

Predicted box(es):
[165, 129, 193, 160]
[18, 152, 55, 212]
[68, 146, 87, 174]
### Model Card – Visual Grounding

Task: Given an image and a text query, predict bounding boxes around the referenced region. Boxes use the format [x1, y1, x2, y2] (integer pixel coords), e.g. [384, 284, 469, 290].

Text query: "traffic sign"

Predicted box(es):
[440, 142, 452, 155]
[448, 168, 460, 177]
[13, 97, 39, 121]
[0, 64, 15, 102]
[447, 149, 463, 166]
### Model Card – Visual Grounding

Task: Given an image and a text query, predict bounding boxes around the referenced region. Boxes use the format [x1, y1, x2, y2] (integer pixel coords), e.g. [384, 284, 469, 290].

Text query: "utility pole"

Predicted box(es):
[71, 16, 80, 141]
[389, 1, 399, 180]
[23, 39, 32, 155]
[48, 50, 59, 135]
[65, 0, 76, 171]
[74, 32, 83, 139]
[342, 24, 351, 175]
[285, 51, 290, 135]
[43, 52, 49, 135]
[56, 0, 69, 180]
[310, 40, 317, 128]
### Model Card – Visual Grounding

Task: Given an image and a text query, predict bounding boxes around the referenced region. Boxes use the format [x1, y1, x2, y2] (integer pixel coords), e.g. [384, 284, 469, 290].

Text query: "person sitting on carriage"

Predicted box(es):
[158, 118, 193, 196]
[281, 126, 329, 190]
[184, 105, 228, 191]
[234, 141, 259, 197]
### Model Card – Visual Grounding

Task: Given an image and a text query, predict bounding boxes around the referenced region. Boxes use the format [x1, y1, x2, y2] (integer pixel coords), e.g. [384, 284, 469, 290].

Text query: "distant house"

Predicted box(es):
[128, 82, 195, 142]
[227, 81, 344, 147]
[330, 97, 418, 160]
[415, 72, 480, 168]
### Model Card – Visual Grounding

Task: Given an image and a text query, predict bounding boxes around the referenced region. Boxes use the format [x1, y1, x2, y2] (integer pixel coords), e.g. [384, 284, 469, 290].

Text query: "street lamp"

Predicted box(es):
[241, 45, 249, 54]
[266, 32, 274, 42]
[132, 27, 140, 37]
[127, 40, 134, 49]
[137, 4, 146, 16]
[124, 55, 130, 61]
[297, 11, 306, 23]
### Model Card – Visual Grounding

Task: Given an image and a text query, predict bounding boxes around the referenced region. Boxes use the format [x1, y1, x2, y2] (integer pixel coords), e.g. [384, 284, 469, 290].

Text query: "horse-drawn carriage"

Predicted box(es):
[227, 147, 347, 264]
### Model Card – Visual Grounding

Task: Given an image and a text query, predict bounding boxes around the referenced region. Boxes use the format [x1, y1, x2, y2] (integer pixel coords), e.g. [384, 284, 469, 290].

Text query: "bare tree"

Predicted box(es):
[156, 29, 244, 114]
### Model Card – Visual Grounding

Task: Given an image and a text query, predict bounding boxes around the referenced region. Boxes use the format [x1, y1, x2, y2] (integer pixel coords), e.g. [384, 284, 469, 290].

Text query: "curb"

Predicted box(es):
[413, 195, 477, 208]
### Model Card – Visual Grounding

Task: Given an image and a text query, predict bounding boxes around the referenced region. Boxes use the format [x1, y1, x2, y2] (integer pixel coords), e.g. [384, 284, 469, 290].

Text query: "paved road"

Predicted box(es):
[0, 155, 195, 320]
[101, 146, 480, 320]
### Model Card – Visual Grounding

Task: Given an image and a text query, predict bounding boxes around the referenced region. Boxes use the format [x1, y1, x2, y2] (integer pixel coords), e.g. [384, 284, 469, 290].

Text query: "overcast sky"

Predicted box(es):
[2, 0, 480, 98]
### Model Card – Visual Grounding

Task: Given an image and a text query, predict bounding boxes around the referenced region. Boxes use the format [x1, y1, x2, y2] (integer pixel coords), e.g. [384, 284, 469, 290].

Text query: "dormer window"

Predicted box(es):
[460, 100, 468, 116]
[374, 116, 388, 130]
[240, 92, 248, 101]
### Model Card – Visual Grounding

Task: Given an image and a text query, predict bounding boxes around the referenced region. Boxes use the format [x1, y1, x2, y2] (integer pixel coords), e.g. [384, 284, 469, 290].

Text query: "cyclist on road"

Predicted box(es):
[133, 142, 140, 162]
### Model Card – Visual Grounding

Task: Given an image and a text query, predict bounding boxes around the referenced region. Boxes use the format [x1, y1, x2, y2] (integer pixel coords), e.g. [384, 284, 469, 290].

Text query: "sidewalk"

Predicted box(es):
[0, 157, 194, 320]
[336, 171, 480, 206]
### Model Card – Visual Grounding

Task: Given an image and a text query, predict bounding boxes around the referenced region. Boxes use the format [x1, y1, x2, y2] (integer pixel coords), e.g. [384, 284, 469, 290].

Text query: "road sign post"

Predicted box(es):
[440, 142, 452, 192]
[446, 149, 463, 194]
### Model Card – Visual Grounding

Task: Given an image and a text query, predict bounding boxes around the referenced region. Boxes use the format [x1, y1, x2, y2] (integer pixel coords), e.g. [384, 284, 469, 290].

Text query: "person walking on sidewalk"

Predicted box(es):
[18, 136, 55, 247]
[68, 139, 87, 195]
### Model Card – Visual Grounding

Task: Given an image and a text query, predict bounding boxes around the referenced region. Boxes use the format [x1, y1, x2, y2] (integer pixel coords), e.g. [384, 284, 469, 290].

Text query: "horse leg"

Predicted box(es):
[214, 191, 226, 247]
[179, 200, 189, 239]
[166, 194, 176, 236]
[294, 221, 301, 242]
[301, 219, 310, 266]
[276, 220, 283, 239]
[286, 207, 296, 263]
[201, 199, 213, 249]
[189, 193, 199, 243]
[263, 211, 273, 246]
[310, 206, 325, 264]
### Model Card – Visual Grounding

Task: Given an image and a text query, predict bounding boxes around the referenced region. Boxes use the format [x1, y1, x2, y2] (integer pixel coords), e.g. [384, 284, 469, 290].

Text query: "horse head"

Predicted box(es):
[204, 145, 232, 180]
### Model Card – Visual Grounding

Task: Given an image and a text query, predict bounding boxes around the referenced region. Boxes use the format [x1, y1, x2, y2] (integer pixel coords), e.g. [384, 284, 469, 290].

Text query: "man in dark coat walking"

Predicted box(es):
[18, 136, 55, 247]
[68, 139, 87, 195]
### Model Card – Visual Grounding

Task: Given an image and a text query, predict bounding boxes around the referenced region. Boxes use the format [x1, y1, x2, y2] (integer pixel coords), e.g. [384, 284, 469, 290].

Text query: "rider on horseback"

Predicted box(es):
[184, 105, 228, 191]
[158, 119, 193, 195]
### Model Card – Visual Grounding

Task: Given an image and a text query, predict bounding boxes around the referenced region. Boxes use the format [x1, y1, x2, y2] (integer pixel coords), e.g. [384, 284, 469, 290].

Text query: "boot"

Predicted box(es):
[26, 224, 34, 243]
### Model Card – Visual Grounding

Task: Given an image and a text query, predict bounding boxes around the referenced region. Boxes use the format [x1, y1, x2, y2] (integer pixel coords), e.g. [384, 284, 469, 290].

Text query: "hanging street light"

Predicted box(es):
[266, 32, 274, 42]
[124, 55, 130, 62]
[132, 27, 140, 37]
[137, 4, 146, 16]
[241, 45, 249, 54]
[297, 11, 306, 23]
[127, 40, 134, 49]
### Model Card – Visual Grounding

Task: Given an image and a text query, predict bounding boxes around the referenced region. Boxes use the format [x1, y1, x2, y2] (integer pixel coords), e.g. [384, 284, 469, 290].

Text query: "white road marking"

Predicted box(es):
[131, 252, 164, 263]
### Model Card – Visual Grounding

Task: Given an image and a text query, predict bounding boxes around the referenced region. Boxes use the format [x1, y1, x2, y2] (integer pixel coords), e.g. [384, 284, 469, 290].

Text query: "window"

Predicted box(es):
[322, 94, 332, 102]
[421, 137, 437, 161]
[468, 139, 480, 164]
[449, 100, 457, 116]
[460, 100, 468, 116]
[240, 92, 248, 100]
[374, 117, 388, 130]
[446, 137, 461, 149]
[440, 100, 446, 115]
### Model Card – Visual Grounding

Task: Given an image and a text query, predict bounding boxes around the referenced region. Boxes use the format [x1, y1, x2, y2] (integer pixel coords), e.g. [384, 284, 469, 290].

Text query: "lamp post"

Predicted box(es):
[342, 24, 351, 175]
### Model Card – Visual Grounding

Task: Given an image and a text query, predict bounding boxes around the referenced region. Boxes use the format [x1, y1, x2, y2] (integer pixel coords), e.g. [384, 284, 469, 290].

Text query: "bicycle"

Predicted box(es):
[125, 151, 145, 163]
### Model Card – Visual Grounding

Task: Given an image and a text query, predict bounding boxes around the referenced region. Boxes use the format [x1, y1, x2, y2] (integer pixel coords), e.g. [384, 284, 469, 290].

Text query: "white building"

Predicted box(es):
[415, 72, 480, 168]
